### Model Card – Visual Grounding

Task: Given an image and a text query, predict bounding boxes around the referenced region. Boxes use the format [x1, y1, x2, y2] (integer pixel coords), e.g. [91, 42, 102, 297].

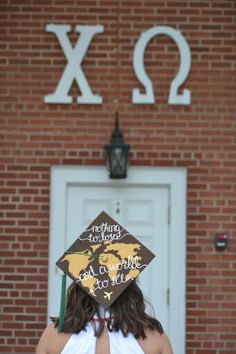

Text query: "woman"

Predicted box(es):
[36, 281, 173, 354]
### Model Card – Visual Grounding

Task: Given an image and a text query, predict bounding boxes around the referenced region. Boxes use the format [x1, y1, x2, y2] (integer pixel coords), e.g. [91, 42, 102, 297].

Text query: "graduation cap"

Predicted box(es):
[56, 211, 155, 331]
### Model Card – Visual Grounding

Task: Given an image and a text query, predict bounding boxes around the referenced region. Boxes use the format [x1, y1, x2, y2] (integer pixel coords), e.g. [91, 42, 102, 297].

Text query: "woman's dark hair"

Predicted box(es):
[52, 280, 163, 339]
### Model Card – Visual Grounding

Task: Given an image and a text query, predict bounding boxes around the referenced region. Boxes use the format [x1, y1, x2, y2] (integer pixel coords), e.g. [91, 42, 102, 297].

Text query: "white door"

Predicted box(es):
[66, 185, 169, 331]
[48, 166, 187, 354]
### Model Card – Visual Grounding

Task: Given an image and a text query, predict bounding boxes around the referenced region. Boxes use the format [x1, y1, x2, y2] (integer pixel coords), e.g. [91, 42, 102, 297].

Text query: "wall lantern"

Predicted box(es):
[104, 112, 131, 179]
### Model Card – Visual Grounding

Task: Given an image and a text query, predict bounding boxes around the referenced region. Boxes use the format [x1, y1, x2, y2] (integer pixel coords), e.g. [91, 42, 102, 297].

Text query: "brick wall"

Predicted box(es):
[1, 0, 236, 353]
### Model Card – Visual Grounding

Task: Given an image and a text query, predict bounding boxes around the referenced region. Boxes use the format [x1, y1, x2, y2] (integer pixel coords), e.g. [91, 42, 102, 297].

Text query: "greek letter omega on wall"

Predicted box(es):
[44, 25, 191, 105]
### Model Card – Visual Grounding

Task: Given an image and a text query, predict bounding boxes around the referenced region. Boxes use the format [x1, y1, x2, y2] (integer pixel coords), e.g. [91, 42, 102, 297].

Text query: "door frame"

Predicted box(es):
[49, 166, 187, 354]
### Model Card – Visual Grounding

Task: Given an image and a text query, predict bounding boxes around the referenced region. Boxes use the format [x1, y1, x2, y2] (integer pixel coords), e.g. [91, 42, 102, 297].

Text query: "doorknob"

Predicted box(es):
[116, 202, 120, 214]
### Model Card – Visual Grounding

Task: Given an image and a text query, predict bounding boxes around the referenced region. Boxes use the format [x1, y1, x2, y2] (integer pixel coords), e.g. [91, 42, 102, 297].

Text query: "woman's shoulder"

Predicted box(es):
[138, 329, 173, 354]
[36, 323, 71, 354]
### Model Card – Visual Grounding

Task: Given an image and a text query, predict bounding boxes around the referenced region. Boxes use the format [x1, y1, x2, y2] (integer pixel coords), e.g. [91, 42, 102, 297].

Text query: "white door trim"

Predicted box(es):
[49, 166, 187, 354]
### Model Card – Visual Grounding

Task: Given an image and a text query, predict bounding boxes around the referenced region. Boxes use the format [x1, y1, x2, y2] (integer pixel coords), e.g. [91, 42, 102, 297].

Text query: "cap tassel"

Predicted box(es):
[58, 273, 67, 333]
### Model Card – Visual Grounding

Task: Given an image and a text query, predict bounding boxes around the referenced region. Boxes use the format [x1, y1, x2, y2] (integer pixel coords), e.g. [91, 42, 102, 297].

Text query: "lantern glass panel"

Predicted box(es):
[110, 148, 126, 176]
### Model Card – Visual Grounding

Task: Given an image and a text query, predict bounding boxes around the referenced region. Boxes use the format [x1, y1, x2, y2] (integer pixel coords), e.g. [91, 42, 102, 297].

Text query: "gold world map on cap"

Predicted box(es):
[56, 211, 155, 309]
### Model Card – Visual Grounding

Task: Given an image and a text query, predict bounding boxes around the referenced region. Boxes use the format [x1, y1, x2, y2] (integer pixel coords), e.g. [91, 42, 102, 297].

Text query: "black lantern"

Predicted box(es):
[104, 112, 131, 179]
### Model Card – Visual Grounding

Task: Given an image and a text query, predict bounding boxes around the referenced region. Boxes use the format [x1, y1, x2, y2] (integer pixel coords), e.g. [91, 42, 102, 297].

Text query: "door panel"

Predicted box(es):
[66, 185, 169, 331]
